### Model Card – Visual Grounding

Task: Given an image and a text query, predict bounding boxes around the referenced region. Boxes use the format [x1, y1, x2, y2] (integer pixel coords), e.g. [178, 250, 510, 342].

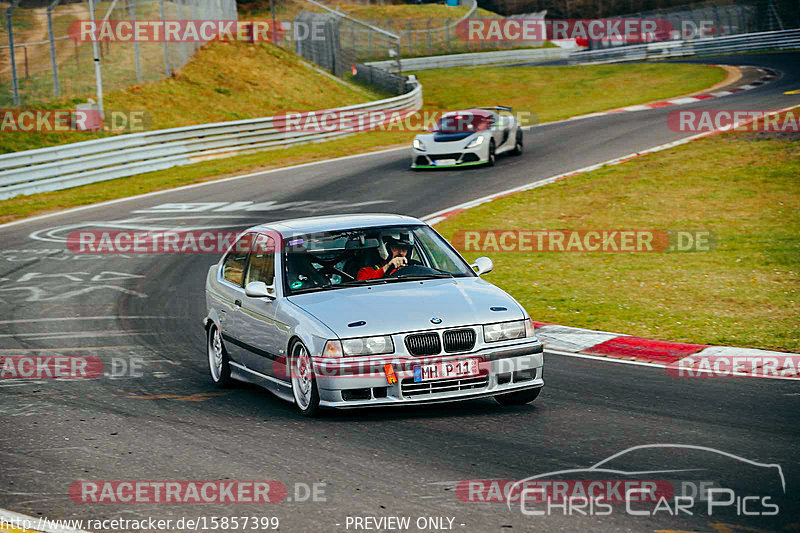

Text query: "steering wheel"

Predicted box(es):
[385, 264, 438, 278]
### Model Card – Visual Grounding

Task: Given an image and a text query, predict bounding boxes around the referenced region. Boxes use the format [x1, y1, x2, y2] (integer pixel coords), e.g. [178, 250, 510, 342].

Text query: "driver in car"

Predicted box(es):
[356, 236, 413, 280]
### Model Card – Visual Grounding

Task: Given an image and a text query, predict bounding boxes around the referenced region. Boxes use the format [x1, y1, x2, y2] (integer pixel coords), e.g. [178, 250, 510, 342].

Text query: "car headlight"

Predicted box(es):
[340, 335, 395, 356]
[413, 138, 426, 151]
[465, 135, 484, 149]
[483, 319, 532, 343]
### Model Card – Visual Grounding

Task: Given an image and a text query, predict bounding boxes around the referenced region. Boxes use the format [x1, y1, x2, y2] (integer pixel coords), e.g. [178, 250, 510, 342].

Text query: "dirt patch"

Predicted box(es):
[0, 5, 89, 82]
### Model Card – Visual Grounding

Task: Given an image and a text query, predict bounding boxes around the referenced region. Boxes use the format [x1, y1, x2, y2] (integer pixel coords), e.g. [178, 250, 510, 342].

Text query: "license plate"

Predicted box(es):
[413, 359, 479, 382]
[434, 158, 457, 166]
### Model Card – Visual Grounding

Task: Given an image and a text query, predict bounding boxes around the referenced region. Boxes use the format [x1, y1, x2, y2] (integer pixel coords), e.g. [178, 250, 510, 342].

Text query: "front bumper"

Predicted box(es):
[311, 340, 543, 408]
[410, 146, 487, 169]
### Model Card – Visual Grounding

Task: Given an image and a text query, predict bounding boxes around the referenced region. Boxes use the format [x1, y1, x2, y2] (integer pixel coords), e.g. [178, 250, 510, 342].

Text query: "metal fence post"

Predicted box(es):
[129, 0, 142, 83]
[47, 0, 61, 97]
[159, 0, 172, 76]
[5, 0, 21, 106]
[407, 18, 412, 56]
[88, 0, 104, 114]
[368, 19, 373, 58]
[426, 18, 431, 55]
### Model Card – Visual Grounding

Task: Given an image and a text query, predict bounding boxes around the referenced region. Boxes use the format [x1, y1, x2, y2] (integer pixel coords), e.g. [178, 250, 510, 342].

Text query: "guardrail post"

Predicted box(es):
[5, 0, 21, 107]
[47, 0, 61, 97]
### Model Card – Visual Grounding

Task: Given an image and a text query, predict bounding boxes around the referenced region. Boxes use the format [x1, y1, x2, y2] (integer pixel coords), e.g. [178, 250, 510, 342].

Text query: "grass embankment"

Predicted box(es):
[0, 41, 380, 154]
[0, 58, 724, 224]
[435, 119, 800, 352]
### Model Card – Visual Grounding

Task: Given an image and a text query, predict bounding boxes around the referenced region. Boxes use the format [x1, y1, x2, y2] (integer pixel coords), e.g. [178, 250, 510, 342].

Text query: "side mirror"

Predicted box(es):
[245, 281, 276, 299]
[471, 256, 494, 276]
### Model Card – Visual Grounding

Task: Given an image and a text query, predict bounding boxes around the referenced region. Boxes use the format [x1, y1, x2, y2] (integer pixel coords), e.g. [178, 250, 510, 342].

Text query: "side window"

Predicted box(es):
[414, 228, 461, 273]
[221, 234, 252, 286]
[245, 234, 276, 286]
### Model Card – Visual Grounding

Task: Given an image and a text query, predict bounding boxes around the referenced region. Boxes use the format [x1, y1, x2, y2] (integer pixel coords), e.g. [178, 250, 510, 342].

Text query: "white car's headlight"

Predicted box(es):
[341, 335, 395, 356]
[483, 319, 532, 343]
[413, 138, 426, 151]
[465, 135, 485, 149]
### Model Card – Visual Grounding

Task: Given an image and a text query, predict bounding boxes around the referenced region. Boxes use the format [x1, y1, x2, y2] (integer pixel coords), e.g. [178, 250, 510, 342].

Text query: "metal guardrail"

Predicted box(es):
[0, 81, 422, 200]
[570, 28, 800, 64]
[366, 47, 569, 71]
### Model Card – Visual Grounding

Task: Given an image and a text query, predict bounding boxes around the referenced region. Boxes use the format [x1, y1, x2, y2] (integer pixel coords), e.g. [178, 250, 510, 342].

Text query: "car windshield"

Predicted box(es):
[283, 225, 475, 295]
[434, 112, 492, 133]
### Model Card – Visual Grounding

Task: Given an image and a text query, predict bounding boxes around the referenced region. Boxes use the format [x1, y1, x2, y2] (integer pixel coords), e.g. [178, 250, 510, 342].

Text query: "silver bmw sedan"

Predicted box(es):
[204, 214, 544, 416]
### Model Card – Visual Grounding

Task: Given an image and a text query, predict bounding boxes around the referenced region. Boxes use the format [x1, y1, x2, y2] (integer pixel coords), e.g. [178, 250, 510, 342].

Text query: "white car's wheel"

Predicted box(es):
[487, 139, 496, 166]
[511, 130, 523, 156]
[207, 324, 233, 387]
[290, 340, 321, 417]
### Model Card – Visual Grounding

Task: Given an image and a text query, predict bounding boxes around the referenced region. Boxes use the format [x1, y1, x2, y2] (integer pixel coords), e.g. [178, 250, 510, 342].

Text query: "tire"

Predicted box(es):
[487, 139, 496, 166]
[289, 340, 321, 417]
[511, 130, 523, 156]
[207, 324, 234, 388]
[494, 387, 541, 406]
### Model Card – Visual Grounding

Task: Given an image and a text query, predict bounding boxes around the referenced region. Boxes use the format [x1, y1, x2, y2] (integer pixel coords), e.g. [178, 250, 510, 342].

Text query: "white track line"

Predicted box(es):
[0, 147, 408, 230]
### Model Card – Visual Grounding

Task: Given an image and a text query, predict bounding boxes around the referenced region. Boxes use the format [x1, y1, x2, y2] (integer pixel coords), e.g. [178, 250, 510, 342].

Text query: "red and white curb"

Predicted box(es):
[422, 103, 800, 380]
[549, 67, 778, 123]
[533, 322, 799, 380]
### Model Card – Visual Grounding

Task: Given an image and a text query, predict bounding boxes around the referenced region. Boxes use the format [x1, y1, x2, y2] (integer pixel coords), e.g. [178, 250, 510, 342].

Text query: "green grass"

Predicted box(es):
[0, 62, 727, 224]
[434, 120, 800, 352]
[414, 62, 726, 123]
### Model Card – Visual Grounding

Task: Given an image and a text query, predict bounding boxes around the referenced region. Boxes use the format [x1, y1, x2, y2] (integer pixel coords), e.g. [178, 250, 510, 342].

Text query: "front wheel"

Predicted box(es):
[495, 387, 541, 406]
[290, 340, 321, 417]
[487, 139, 496, 166]
[207, 325, 234, 388]
[510, 130, 523, 156]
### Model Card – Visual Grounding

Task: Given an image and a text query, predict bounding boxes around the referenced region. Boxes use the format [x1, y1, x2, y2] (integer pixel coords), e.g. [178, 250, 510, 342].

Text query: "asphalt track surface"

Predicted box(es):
[1, 53, 799, 533]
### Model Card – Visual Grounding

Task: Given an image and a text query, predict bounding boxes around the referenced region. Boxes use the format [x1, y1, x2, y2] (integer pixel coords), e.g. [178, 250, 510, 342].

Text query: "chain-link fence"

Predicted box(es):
[1, 0, 237, 107]
[585, 0, 799, 49]
[285, 0, 548, 81]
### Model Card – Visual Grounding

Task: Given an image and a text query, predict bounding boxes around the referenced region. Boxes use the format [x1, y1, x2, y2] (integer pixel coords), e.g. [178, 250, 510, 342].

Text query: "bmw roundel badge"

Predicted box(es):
[430, 317, 442, 324]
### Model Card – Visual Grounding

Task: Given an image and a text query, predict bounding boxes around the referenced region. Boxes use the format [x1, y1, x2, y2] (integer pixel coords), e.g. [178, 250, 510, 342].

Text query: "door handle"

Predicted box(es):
[234, 299, 242, 307]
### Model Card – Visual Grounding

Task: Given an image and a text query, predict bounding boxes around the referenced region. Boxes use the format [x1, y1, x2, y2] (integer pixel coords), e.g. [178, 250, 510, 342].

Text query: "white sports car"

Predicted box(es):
[411, 107, 523, 169]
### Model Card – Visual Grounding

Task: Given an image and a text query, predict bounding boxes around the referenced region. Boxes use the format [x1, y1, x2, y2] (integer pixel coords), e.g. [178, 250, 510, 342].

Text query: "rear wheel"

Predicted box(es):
[290, 340, 321, 417]
[511, 130, 523, 156]
[487, 139, 496, 166]
[207, 325, 234, 387]
[495, 387, 541, 406]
